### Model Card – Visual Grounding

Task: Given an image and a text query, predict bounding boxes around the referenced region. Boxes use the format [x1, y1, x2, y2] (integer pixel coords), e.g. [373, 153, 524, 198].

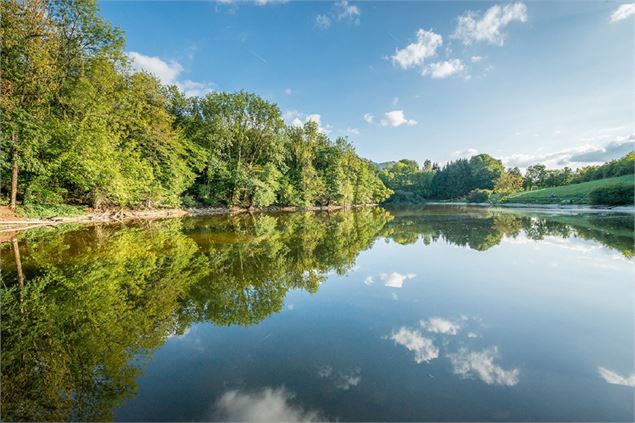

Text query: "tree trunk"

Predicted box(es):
[10, 131, 18, 210]
[11, 238, 25, 290]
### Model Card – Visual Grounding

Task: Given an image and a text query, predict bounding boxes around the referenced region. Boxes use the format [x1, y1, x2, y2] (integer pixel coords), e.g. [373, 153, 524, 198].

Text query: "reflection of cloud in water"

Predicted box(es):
[598, 367, 635, 387]
[420, 317, 461, 335]
[335, 369, 361, 390]
[390, 327, 439, 363]
[380, 272, 416, 288]
[317, 365, 362, 390]
[449, 347, 519, 386]
[214, 387, 322, 422]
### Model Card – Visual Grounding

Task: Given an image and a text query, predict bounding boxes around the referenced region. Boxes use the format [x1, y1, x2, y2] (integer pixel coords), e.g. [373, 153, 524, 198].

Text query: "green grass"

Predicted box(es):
[501, 174, 634, 205]
[18, 203, 87, 219]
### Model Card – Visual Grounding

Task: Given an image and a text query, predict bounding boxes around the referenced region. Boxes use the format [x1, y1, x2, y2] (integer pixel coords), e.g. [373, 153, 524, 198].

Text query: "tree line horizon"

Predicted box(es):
[2, 0, 633, 214]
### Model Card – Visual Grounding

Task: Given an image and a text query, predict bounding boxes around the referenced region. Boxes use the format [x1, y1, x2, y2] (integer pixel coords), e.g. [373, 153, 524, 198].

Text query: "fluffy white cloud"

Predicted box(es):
[449, 347, 519, 386]
[363, 276, 374, 285]
[284, 111, 333, 134]
[598, 367, 635, 387]
[420, 317, 461, 335]
[423, 59, 465, 79]
[453, 148, 479, 158]
[346, 127, 360, 135]
[453, 2, 527, 46]
[127, 51, 213, 97]
[380, 272, 416, 288]
[502, 134, 635, 168]
[392, 29, 443, 69]
[471, 55, 484, 63]
[127, 51, 182, 85]
[380, 110, 418, 127]
[610, 3, 635, 22]
[214, 388, 322, 422]
[363, 113, 375, 124]
[390, 327, 439, 363]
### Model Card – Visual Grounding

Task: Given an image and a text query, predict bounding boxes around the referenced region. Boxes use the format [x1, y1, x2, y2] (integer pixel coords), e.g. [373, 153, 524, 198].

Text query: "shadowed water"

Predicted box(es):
[1, 205, 633, 421]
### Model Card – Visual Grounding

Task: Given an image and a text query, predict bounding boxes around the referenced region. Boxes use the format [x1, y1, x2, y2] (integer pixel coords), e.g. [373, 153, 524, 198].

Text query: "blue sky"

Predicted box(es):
[102, 1, 634, 168]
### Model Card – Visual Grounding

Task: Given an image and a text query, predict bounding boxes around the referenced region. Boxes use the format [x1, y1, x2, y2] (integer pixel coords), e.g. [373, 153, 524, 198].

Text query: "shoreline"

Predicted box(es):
[422, 201, 635, 213]
[1, 201, 632, 241]
[0, 204, 376, 240]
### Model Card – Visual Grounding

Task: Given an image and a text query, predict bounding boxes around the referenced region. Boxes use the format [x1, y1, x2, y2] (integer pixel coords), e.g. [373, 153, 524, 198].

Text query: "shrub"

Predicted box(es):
[589, 184, 634, 206]
[467, 189, 491, 203]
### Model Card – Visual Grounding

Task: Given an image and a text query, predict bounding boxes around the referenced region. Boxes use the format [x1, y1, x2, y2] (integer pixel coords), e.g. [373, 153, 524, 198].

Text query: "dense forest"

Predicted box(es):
[378, 152, 634, 204]
[0, 0, 391, 213]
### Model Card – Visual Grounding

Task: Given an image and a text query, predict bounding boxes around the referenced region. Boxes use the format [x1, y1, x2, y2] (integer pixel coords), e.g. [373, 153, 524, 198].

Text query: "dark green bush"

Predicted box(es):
[467, 189, 491, 203]
[589, 184, 634, 206]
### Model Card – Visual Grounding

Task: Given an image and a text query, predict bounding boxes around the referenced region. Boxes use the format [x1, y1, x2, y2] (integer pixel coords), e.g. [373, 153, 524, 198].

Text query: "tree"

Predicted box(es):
[494, 168, 524, 196]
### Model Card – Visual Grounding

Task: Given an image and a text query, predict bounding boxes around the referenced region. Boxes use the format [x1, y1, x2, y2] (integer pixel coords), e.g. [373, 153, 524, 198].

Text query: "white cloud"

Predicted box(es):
[284, 111, 333, 134]
[471, 55, 484, 63]
[317, 365, 333, 378]
[380, 272, 416, 288]
[453, 2, 528, 46]
[363, 113, 375, 124]
[380, 110, 418, 128]
[254, 0, 288, 5]
[598, 367, 635, 387]
[392, 29, 443, 69]
[335, 369, 362, 390]
[502, 134, 635, 168]
[453, 148, 479, 158]
[214, 388, 322, 422]
[449, 347, 519, 386]
[390, 327, 439, 363]
[420, 317, 461, 335]
[422, 59, 465, 79]
[127, 51, 214, 97]
[363, 276, 374, 285]
[127, 51, 183, 85]
[610, 3, 635, 22]
[315, 14, 331, 29]
[347, 127, 360, 135]
[316, 0, 360, 29]
[284, 88, 293, 95]
[334, 0, 360, 23]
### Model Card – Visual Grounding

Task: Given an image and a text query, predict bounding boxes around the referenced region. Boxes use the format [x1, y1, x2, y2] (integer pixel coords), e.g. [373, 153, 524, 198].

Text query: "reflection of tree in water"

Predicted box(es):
[0, 206, 630, 420]
[0, 209, 390, 421]
[382, 205, 634, 256]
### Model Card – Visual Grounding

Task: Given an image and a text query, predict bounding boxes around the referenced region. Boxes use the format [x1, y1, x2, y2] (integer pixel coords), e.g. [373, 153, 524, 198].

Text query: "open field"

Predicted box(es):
[502, 175, 634, 205]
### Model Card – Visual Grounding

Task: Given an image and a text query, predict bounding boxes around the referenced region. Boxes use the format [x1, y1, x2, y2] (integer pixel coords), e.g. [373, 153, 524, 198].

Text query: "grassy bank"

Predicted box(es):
[501, 174, 634, 205]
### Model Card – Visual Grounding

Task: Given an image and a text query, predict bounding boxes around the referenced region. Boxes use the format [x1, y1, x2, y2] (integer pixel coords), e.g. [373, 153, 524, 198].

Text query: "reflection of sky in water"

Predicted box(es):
[115, 225, 634, 422]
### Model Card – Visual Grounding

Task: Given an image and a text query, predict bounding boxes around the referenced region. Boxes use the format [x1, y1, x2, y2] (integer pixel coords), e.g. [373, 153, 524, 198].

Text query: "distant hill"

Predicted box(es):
[373, 161, 396, 170]
[501, 174, 634, 205]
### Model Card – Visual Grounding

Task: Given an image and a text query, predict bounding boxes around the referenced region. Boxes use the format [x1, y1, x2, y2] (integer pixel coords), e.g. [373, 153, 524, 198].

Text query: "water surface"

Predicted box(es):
[1, 206, 633, 421]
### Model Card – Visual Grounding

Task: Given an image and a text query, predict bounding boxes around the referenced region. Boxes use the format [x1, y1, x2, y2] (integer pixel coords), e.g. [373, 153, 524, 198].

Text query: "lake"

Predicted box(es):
[1, 205, 633, 421]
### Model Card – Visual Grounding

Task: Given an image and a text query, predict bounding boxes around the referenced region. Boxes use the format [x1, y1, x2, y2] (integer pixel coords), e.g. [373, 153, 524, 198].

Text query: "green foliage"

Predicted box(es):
[0, 1, 389, 212]
[589, 184, 634, 206]
[467, 189, 491, 203]
[18, 203, 85, 219]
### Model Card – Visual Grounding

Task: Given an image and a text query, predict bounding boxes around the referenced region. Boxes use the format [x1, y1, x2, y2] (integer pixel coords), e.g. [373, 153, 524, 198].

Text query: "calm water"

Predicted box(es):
[1, 206, 633, 421]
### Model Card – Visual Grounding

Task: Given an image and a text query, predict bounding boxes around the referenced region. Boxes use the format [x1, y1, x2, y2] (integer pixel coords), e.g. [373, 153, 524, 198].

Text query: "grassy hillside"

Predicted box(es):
[501, 174, 634, 205]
